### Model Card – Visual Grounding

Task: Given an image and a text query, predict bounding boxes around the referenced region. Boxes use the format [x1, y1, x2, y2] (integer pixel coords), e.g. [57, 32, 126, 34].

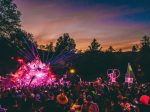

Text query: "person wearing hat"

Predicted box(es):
[56, 93, 68, 105]
[56, 92, 69, 112]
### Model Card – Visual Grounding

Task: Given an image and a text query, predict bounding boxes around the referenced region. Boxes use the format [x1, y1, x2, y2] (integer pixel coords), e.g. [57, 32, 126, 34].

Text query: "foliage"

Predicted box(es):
[0, 0, 21, 37]
[88, 38, 102, 52]
[132, 44, 139, 52]
[106, 46, 115, 52]
[140, 35, 150, 52]
[55, 33, 76, 55]
[46, 42, 54, 53]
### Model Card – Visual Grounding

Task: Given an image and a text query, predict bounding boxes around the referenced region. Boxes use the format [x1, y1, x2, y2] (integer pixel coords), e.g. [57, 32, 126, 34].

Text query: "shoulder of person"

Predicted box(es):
[89, 102, 99, 109]
[90, 102, 98, 106]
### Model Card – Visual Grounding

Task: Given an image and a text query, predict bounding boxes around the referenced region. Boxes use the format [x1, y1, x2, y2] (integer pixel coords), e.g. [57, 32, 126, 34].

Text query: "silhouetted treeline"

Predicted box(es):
[0, 0, 150, 82]
[0, 33, 150, 82]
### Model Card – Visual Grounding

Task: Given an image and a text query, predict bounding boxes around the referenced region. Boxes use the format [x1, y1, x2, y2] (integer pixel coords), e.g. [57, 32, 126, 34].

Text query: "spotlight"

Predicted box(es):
[69, 68, 75, 74]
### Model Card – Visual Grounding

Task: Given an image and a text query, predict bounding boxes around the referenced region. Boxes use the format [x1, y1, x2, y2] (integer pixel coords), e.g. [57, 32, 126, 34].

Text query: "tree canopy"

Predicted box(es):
[0, 0, 21, 37]
[55, 33, 76, 55]
[140, 35, 150, 52]
[132, 44, 138, 52]
[88, 38, 102, 52]
[106, 46, 115, 52]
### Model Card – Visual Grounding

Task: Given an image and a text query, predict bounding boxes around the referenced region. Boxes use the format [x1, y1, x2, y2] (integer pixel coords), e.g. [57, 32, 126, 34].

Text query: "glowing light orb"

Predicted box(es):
[69, 68, 75, 74]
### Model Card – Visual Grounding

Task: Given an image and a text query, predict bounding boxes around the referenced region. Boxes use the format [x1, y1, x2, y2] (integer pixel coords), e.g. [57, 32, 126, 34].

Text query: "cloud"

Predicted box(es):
[14, 0, 150, 51]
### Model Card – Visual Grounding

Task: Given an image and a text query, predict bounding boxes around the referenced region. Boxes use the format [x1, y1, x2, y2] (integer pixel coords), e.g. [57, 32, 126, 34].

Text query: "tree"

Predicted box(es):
[0, 0, 21, 37]
[55, 33, 76, 54]
[46, 42, 54, 53]
[9, 29, 35, 50]
[39, 45, 46, 50]
[139, 35, 150, 82]
[88, 38, 102, 52]
[106, 46, 115, 52]
[5, 29, 38, 61]
[132, 44, 139, 52]
[45, 42, 54, 62]
[140, 35, 150, 51]
[118, 48, 122, 53]
[141, 35, 150, 47]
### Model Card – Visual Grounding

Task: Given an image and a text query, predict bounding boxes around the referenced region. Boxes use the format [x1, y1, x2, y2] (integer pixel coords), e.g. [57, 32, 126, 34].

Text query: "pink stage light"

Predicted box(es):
[6, 57, 56, 87]
[17, 57, 24, 64]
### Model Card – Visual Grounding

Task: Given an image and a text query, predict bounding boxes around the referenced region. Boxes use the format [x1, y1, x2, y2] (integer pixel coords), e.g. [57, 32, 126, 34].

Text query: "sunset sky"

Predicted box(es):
[14, 0, 150, 51]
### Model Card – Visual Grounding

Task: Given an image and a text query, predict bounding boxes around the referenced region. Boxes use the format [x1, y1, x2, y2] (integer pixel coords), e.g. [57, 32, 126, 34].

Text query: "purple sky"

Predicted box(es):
[14, 0, 150, 51]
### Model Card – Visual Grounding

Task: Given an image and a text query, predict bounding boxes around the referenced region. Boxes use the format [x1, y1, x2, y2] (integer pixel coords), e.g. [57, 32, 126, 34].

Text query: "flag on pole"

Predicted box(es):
[125, 63, 136, 83]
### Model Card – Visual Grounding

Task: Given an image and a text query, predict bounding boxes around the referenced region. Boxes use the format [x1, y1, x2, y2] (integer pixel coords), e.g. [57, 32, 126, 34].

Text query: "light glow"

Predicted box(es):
[69, 68, 75, 74]
[4, 56, 56, 87]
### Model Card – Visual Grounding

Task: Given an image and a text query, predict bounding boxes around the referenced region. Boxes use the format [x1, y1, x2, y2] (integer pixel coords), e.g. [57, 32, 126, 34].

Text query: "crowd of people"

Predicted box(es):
[0, 76, 150, 112]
